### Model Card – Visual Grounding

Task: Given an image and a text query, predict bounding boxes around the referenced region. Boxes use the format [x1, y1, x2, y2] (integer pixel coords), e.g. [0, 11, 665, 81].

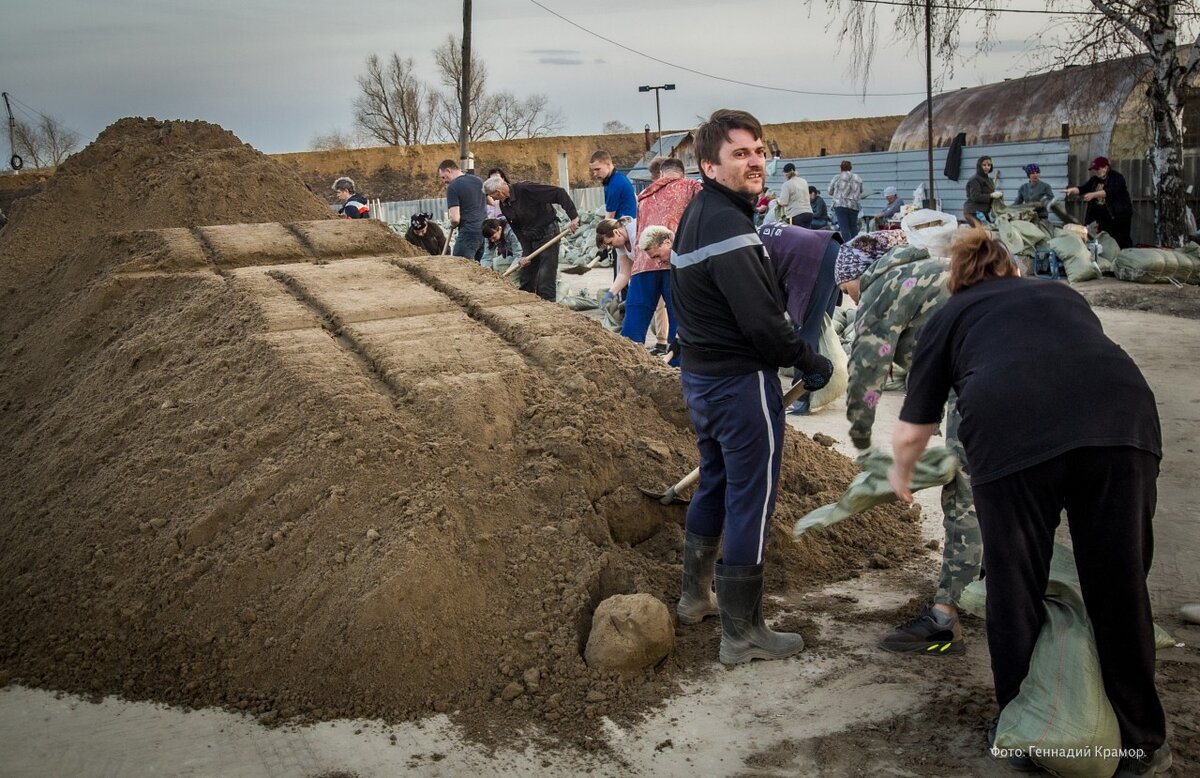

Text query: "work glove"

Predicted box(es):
[601, 290, 615, 307]
[991, 191, 1004, 199]
[798, 354, 833, 392]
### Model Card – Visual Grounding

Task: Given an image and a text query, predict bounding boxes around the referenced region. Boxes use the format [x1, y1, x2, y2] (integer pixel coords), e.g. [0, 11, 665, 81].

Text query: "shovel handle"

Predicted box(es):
[503, 227, 572, 277]
[659, 467, 701, 505]
[659, 384, 810, 505]
[441, 225, 455, 255]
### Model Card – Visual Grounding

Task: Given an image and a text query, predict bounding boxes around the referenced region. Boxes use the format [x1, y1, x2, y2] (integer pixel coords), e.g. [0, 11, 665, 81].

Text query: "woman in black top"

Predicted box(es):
[888, 229, 1169, 775]
[1065, 155, 1134, 248]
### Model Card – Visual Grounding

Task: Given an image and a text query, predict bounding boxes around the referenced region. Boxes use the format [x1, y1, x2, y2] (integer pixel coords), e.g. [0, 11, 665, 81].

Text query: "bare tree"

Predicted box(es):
[490, 92, 565, 140]
[310, 128, 358, 151]
[1045, 1, 1200, 245]
[431, 35, 495, 142]
[602, 119, 633, 134]
[353, 54, 433, 146]
[13, 115, 80, 168]
[350, 38, 567, 146]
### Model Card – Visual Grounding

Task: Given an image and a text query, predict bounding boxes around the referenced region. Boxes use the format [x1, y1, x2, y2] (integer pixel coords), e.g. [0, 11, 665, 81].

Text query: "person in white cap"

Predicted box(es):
[872, 186, 903, 230]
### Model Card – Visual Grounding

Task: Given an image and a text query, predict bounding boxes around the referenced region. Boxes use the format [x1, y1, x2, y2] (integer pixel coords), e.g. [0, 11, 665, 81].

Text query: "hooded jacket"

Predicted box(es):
[964, 158, 996, 217]
[846, 246, 952, 446]
[671, 176, 820, 377]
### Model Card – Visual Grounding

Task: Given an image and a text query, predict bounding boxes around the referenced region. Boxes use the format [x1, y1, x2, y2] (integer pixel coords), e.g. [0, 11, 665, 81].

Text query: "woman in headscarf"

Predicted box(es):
[1013, 163, 1054, 218]
[403, 212, 447, 255]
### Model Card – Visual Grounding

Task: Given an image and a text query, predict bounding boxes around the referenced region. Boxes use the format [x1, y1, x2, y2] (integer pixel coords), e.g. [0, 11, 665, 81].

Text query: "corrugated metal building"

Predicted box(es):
[889, 54, 1200, 162]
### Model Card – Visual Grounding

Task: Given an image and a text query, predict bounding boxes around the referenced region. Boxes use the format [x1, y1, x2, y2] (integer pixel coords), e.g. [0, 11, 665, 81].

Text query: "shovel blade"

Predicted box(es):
[638, 486, 690, 506]
[561, 264, 592, 275]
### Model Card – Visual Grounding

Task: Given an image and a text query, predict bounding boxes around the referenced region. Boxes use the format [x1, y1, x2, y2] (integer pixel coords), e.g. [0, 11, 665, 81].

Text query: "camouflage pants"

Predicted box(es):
[936, 394, 984, 607]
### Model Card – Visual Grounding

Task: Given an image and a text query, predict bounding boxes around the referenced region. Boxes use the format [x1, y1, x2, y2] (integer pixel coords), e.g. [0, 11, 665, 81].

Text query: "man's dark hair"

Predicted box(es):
[481, 218, 503, 240]
[437, 159, 460, 172]
[693, 109, 763, 167]
[660, 157, 686, 175]
[808, 185, 819, 195]
[783, 163, 796, 174]
[589, 150, 613, 164]
[840, 160, 853, 172]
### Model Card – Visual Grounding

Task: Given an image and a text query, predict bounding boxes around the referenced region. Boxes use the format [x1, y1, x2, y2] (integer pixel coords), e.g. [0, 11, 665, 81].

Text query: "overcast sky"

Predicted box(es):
[2, 0, 1048, 155]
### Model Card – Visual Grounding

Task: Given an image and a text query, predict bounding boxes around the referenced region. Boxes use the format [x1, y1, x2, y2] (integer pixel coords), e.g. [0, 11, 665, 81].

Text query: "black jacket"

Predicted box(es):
[498, 182, 579, 253]
[964, 158, 996, 216]
[404, 222, 447, 255]
[671, 177, 820, 377]
[1078, 170, 1132, 223]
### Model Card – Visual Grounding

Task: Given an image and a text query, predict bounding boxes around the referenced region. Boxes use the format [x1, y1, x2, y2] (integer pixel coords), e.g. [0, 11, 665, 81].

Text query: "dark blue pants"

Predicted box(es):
[681, 370, 785, 566]
[453, 228, 484, 261]
[620, 270, 673, 346]
[833, 206, 860, 240]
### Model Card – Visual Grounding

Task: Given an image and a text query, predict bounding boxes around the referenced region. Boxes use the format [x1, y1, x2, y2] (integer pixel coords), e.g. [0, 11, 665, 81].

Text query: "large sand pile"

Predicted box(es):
[0, 118, 920, 746]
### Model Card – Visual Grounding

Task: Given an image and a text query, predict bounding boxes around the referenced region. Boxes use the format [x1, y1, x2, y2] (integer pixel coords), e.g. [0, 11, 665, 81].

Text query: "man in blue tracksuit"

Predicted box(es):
[591, 150, 637, 285]
[671, 109, 832, 666]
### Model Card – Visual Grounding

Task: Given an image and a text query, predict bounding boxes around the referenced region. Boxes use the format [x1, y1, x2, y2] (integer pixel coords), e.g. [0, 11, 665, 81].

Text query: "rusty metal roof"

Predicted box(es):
[889, 57, 1150, 159]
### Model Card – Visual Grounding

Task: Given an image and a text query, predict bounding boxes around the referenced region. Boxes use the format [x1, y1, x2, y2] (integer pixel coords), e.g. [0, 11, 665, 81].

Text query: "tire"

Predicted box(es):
[10, 154, 22, 171]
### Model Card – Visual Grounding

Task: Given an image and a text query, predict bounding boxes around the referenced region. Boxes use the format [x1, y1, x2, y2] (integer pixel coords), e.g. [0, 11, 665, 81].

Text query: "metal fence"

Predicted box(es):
[366, 186, 606, 230]
[768, 139, 1072, 220]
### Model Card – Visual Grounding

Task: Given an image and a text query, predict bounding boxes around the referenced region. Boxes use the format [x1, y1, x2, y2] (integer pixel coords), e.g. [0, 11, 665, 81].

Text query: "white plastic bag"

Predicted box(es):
[901, 209, 959, 252]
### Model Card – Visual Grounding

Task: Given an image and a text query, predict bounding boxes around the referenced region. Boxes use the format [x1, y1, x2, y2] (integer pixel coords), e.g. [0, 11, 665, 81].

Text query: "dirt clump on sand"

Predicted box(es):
[0, 118, 919, 749]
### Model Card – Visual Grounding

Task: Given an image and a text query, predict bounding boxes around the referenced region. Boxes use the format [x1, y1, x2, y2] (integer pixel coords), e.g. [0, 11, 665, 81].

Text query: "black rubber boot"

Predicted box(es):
[677, 532, 720, 625]
[715, 562, 804, 665]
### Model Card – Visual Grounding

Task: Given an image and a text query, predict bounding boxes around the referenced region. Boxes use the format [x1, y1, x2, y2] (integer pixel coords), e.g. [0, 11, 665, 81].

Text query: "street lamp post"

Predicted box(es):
[638, 84, 675, 151]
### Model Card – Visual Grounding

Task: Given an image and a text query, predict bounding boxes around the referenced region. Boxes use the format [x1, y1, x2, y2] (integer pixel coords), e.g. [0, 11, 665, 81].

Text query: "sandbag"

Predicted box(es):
[1112, 246, 1200, 285]
[960, 545, 1176, 778]
[1047, 234, 1099, 283]
[793, 447, 958, 537]
[559, 292, 599, 311]
[808, 314, 849, 412]
[1094, 232, 1120, 273]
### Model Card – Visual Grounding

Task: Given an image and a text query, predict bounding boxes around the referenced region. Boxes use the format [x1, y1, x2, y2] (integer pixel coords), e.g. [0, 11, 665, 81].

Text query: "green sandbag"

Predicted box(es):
[1094, 232, 1120, 273]
[559, 293, 599, 311]
[960, 545, 1176, 778]
[1047, 234, 1098, 283]
[793, 447, 958, 536]
[1113, 247, 1200, 285]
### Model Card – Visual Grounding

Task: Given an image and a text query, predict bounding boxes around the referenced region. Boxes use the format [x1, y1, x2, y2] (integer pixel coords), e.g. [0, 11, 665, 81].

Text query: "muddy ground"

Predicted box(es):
[2, 279, 1197, 778]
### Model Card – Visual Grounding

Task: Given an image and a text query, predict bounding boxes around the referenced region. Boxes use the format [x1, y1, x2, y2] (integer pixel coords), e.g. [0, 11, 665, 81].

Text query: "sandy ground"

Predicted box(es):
[1, 271, 1197, 777]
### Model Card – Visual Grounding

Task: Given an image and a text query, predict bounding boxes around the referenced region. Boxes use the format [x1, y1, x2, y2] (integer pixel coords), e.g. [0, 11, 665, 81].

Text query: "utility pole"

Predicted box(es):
[459, 0, 473, 172]
[2, 92, 21, 171]
[638, 84, 675, 150]
[924, 0, 935, 209]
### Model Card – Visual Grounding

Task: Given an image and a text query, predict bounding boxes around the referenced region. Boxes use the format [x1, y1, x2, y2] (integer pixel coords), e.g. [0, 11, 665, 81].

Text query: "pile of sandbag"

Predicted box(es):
[991, 202, 1100, 283]
[1112, 243, 1200, 285]
[557, 207, 608, 268]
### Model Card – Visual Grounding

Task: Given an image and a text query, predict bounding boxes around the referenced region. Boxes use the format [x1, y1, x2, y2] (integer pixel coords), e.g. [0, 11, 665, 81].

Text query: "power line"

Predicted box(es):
[849, 0, 1198, 18]
[849, 0, 1105, 15]
[526, 0, 929, 98]
[5, 93, 85, 138]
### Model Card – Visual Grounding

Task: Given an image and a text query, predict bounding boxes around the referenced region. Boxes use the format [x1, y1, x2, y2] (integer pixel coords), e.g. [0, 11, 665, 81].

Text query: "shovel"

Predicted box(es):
[561, 252, 603, 275]
[640, 383, 810, 505]
[441, 225, 456, 255]
[503, 227, 572, 278]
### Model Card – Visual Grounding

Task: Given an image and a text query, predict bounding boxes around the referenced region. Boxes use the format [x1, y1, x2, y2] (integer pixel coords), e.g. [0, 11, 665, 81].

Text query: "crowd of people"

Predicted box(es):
[324, 115, 1175, 775]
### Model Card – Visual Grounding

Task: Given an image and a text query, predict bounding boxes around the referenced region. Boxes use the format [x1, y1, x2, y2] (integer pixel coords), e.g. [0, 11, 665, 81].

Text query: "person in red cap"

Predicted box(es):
[1065, 157, 1133, 248]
